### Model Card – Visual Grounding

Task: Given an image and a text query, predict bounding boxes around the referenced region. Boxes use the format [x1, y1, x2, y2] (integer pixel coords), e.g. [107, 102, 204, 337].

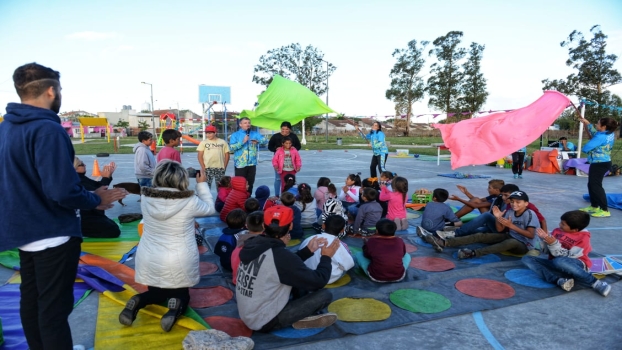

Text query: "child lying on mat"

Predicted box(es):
[354, 219, 411, 282]
[522, 210, 611, 296]
[299, 215, 354, 284]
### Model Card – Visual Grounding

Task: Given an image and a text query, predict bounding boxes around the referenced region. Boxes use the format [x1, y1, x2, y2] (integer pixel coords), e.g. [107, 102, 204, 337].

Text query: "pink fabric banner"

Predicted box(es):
[432, 91, 572, 169]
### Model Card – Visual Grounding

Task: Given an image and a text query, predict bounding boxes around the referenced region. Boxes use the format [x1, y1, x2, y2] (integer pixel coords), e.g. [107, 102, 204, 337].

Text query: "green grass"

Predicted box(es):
[71, 135, 622, 165]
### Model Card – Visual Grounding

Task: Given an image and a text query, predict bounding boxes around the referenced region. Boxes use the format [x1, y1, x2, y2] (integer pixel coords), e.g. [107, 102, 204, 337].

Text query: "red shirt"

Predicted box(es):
[363, 236, 406, 281]
[550, 228, 592, 268]
[157, 146, 181, 163]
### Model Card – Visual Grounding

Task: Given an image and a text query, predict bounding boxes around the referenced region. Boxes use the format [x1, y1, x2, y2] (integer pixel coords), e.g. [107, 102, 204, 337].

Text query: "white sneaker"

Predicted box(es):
[436, 230, 455, 240]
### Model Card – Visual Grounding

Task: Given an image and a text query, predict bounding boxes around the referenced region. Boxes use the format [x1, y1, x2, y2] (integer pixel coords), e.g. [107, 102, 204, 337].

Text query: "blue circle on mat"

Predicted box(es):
[452, 251, 501, 264]
[504, 269, 556, 289]
[414, 237, 432, 248]
[272, 326, 326, 338]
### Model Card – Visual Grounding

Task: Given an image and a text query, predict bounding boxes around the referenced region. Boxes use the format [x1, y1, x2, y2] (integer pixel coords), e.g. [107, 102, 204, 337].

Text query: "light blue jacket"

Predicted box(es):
[366, 130, 389, 155]
[515, 147, 527, 153]
[582, 124, 615, 163]
[229, 129, 266, 168]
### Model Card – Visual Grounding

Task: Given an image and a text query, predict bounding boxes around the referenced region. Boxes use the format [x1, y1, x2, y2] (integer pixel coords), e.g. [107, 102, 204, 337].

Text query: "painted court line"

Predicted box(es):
[587, 227, 622, 230]
[472, 311, 505, 350]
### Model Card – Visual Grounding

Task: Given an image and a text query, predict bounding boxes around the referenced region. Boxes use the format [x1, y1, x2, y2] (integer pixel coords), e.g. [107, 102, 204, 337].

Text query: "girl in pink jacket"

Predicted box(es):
[379, 176, 409, 230]
[271, 137, 302, 193]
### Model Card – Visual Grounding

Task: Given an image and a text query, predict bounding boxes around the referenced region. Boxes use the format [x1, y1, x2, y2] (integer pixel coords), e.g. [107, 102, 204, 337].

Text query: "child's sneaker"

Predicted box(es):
[579, 206, 599, 213]
[592, 280, 611, 297]
[436, 230, 455, 240]
[518, 174, 523, 179]
[161, 298, 184, 332]
[513, 174, 518, 179]
[292, 313, 338, 329]
[119, 295, 142, 326]
[557, 278, 574, 292]
[416, 226, 432, 238]
[423, 234, 445, 253]
[457, 248, 476, 259]
[591, 209, 611, 218]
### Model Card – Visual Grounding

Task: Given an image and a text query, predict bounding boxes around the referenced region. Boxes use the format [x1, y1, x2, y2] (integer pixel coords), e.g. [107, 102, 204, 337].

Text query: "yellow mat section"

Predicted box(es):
[81, 241, 138, 262]
[328, 297, 392, 322]
[95, 287, 207, 349]
[325, 274, 351, 289]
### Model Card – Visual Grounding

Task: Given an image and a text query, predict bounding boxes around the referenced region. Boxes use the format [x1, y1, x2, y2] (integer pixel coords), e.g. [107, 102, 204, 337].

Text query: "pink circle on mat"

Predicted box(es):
[203, 316, 253, 338]
[409, 257, 455, 272]
[189, 286, 233, 308]
[455, 278, 515, 300]
[198, 245, 209, 255]
[199, 262, 218, 276]
[405, 243, 418, 253]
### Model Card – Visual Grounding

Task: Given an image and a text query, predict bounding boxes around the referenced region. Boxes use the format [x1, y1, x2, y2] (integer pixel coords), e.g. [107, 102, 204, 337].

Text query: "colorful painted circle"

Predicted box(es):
[325, 274, 351, 289]
[199, 262, 218, 276]
[328, 297, 392, 322]
[189, 286, 233, 308]
[455, 278, 515, 300]
[409, 257, 455, 272]
[389, 289, 452, 314]
[404, 242, 418, 253]
[504, 269, 555, 289]
[413, 237, 432, 248]
[203, 316, 253, 337]
[272, 326, 325, 338]
[452, 252, 501, 264]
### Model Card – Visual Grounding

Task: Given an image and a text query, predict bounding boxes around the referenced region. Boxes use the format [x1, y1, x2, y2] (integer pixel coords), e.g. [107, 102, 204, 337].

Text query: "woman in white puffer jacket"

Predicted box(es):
[119, 160, 215, 332]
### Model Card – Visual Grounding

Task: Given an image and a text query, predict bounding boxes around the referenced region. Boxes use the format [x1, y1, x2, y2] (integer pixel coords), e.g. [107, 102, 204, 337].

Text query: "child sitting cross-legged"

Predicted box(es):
[417, 188, 462, 237]
[522, 210, 611, 296]
[215, 209, 247, 271]
[352, 187, 383, 236]
[219, 176, 249, 222]
[231, 211, 264, 284]
[280, 191, 303, 239]
[425, 191, 543, 259]
[354, 219, 411, 282]
[299, 215, 354, 284]
[244, 197, 260, 214]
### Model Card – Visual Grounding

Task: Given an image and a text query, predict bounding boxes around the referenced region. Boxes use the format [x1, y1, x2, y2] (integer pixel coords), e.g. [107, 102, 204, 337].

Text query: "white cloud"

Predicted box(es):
[116, 45, 134, 51]
[66, 31, 117, 40]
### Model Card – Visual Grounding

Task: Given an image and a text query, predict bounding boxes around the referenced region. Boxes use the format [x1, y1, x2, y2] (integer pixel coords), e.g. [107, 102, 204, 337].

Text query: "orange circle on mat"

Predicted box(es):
[198, 245, 209, 255]
[409, 257, 455, 272]
[455, 278, 515, 300]
[199, 262, 218, 276]
[404, 243, 418, 253]
[203, 316, 253, 338]
[189, 286, 233, 308]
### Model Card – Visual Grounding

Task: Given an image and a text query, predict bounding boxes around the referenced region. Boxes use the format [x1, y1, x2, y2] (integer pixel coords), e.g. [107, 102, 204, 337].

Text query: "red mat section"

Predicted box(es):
[198, 245, 209, 255]
[455, 278, 515, 300]
[404, 243, 418, 253]
[199, 262, 218, 276]
[189, 286, 233, 308]
[203, 316, 253, 337]
[409, 257, 455, 272]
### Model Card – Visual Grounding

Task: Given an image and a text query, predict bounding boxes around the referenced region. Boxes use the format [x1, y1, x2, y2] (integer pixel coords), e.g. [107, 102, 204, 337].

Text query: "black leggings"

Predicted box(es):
[135, 286, 190, 314]
[587, 161, 611, 211]
[370, 154, 387, 178]
[512, 152, 525, 175]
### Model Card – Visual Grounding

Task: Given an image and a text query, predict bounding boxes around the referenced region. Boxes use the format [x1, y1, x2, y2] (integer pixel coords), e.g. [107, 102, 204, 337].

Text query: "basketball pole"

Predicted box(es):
[223, 102, 228, 141]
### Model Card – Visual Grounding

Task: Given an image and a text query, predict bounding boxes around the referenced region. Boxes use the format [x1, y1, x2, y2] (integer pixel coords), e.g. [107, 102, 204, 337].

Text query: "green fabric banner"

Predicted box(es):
[239, 75, 335, 131]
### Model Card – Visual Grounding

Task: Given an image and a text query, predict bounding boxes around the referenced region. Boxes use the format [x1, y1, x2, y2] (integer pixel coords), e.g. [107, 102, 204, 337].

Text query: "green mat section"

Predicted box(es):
[83, 219, 140, 243]
[0, 249, 20, 270]
[390, 289, 452, 314]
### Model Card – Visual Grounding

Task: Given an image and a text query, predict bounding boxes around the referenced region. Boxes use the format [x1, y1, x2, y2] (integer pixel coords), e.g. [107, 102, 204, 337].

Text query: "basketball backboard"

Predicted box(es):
[199, 85, 231, 104]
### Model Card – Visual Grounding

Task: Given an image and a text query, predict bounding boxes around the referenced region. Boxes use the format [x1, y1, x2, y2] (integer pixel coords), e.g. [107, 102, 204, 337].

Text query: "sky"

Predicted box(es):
[1, 0, 621, 124]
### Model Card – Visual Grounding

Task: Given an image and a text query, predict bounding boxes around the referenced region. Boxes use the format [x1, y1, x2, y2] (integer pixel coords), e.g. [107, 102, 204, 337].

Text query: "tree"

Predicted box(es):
[386, 39, 429, 136]
[114, 119, 130, 128]
[459, 42, 488, 118]
[138, 120, 150, 131]
[252, 43, 336, 96]
[542, 25, 622, 121]
[427, 31, 466, 114]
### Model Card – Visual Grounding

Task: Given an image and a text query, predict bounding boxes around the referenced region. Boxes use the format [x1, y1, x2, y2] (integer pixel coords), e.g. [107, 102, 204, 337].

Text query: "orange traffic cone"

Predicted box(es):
[91, 159, 102, 177]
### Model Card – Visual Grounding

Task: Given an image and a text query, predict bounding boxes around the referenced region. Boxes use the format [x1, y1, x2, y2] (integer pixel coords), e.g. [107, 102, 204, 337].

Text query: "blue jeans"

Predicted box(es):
[455, 212, 498, 237]
[522, 255, 597, 287]
[137, 177, 152, 188]
[274, 169, 281, 197]
[354, 251, 411, 282]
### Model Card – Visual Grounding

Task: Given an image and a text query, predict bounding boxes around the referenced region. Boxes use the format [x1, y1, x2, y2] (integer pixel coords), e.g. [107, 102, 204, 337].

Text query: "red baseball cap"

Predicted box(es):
[205, 125, 217, 133]
[264, 205, 294, 226]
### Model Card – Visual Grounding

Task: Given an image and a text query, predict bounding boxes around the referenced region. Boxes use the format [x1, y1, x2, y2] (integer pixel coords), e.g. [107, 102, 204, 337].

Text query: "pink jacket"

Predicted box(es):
[272, 147, 302, 174]
[379, 187, 407, 220]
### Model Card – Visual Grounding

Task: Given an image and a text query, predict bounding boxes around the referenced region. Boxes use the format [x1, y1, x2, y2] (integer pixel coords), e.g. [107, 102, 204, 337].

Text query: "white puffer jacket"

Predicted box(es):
[135, 183, 215, 288]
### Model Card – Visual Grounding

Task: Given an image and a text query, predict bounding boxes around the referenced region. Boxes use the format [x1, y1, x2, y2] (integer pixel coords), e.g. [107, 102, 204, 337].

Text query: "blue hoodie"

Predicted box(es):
[0, 103, 101, 250]
[582, 124, 615, 163]
[366, 130, 389, 155]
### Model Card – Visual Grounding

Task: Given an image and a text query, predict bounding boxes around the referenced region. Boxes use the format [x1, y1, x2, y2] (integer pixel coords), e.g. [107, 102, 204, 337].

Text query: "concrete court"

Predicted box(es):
[2, 148, 621, 349]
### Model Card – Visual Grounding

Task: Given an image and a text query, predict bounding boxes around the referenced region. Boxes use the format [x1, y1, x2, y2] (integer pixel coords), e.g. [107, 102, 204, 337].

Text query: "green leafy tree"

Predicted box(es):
[114, 119, 130, 128]
[138, 120, 150, 131]
[542, 25, 622, 121]
[459, 42, 488, 118]
[427, 31, 466, 114]
[386, 39, 429, 136]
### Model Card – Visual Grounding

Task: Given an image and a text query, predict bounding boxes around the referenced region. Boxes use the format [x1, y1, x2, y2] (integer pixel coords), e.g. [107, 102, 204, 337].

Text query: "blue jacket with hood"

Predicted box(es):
[0, 103, 101, 251]
[582, 124, 615, 163]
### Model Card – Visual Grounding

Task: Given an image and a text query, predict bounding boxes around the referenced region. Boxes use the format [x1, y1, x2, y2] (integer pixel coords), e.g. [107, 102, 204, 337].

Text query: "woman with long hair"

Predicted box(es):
[357, 121, 389, 178]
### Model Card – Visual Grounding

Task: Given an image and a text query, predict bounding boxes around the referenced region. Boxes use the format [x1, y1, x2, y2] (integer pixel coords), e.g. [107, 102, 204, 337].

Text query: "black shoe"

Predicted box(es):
[119, 295, 142, 326]
[424, 234, 445, 253]
[161, 298, 183, 332]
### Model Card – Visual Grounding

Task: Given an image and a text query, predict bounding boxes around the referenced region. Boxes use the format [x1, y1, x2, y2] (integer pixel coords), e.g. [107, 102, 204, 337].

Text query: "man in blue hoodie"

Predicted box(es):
[229, 117, 266, 195]
[0, 63, 126, 349]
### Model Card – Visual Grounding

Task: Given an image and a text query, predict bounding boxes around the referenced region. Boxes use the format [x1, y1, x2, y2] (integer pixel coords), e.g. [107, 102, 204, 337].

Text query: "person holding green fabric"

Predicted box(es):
[357, 121, 389, 178]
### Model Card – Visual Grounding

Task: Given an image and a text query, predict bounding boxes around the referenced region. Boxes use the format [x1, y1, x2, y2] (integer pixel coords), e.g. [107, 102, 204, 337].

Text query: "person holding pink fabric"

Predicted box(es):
[379, 176, 409, 230]
[272, 137, 302, 193]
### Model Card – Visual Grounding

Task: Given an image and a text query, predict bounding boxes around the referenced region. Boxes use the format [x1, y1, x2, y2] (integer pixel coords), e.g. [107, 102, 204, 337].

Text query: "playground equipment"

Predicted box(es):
[77, 117, 111, 143]
[199, 85, 231, 140]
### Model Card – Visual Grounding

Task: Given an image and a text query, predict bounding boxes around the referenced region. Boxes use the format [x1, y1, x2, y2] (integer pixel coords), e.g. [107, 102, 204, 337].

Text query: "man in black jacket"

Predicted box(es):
[268, 122, 302, 196]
